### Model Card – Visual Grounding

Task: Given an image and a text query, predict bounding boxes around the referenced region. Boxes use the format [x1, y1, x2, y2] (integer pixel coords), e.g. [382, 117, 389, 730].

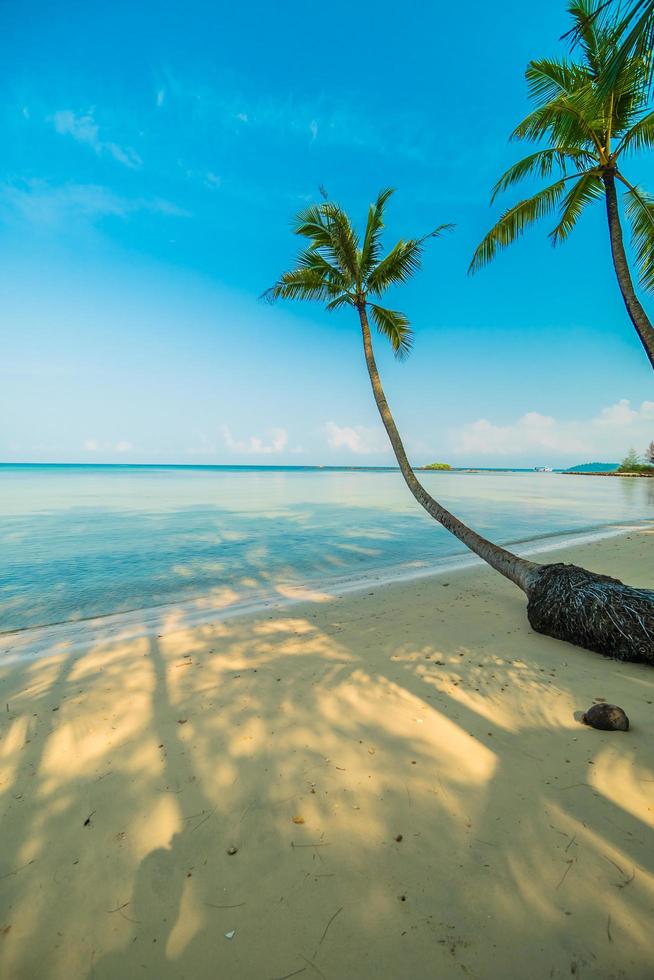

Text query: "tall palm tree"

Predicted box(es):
[470, 0, 654, 369]
[266, 189, 653, 662]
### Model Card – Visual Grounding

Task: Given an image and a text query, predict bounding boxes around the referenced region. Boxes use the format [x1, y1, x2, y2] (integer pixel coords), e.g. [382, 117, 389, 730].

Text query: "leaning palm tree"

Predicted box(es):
[265, 189, 653, 662]
[470, 0, 654, 369]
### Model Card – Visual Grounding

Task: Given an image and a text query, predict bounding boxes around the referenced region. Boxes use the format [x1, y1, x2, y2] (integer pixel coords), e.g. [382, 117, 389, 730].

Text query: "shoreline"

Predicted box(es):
[0, 527, 652, 979]
[2, 519, 651, 663]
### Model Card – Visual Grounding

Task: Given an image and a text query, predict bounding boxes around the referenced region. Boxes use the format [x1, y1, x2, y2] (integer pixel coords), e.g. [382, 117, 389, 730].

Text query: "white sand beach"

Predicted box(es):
[0, 529, 652, 979]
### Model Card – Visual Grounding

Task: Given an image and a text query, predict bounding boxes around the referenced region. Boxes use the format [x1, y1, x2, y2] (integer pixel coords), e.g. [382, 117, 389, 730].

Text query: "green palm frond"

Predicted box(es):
[325, 293, 354, 311]
[369, 304, 413, 359]
[263, 268, 344, 304]
[296, 247, 350, 290]
[599, 0, 654, 94]
[360, 188, 395, 279]
[319, 202, 361, 283]
[491, 148, 594, 202]
[367, 225, 453, 296]
[294, 204, 334, 249]
[549, 171, 604, 244]
[470, 180, 568, 272]
[511, 99, 602, 152]
[615, 109, 654, 155]
[624, 182, 654, 291]
[566, 0, 603, 74]
[525, 57, 590, 104]
[293, 202, 360, 283]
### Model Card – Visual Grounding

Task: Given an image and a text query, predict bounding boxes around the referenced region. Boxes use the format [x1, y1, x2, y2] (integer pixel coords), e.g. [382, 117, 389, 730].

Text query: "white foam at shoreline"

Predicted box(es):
[1, 521, 650, 664]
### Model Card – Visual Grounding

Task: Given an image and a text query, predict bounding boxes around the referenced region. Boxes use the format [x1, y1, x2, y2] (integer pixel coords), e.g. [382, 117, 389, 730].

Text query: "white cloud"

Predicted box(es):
[453, 399, 654, 460]
[221, 425, 289, 455]
[83, 439, 134, 453]
[205, 172, 221, 189]
[309, 119, 318, 141]
[156, 89, 165, 108]
[324, 421, 388, 455]
[235, 112, 249, 123]
[52, 109, 142, 168]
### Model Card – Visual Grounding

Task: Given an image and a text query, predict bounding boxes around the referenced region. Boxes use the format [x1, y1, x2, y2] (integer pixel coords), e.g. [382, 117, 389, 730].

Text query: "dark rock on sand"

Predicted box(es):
[582, 703, 629, 731]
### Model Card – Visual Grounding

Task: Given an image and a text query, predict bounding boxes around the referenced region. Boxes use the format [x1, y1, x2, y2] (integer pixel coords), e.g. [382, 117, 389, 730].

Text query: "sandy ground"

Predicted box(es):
[0, 529, 652, 980]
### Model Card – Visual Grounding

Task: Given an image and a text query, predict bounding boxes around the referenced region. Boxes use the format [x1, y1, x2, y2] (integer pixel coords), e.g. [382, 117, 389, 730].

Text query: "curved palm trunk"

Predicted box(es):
[358, 305, 539, 593]
[602, 171, 654, 370]
[358, 304, 654, 664]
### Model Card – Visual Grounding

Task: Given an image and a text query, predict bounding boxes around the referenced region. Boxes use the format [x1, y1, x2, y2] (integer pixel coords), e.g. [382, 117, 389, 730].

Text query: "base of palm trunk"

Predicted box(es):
[526, 563, 654, 664]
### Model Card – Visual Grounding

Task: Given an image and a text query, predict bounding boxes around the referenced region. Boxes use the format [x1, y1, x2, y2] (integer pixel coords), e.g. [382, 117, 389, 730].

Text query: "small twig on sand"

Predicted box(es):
[205, 902, 246, 910]
[607, 913, 613, 942]
[299, 956, 327, 980]
[313, 906, 343, 959]
[0, 859, 36, 881]
[106, 902, 140, 924]
[604, 856, 624, 876]
[273, 969, 306, 980]
[603, 855, 636, 887]
[106, 902, 131, 914]
[556, 860, 574, 890]
[615, 867, 636, 889]
[191, 806, 217, 833]
[182, 811, 205, 822]
[290, 842, 330, 849]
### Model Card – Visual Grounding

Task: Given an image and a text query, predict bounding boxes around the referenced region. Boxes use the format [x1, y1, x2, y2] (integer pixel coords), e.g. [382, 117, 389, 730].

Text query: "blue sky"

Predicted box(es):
[1, 0, 653, 467]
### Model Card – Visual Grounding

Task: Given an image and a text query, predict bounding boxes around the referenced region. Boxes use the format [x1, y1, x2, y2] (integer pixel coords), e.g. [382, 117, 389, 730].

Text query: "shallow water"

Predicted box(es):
[0, 464, 651, 632]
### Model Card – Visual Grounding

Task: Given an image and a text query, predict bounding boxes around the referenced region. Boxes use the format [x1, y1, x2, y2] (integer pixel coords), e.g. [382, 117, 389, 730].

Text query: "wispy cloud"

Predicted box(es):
[452, 399, 654, 460]
[158, 68, 424, 158]
[221, 424, 289, 455]
[0, 179, 189, 226]
[52, 108, 142, 168]
[324, 421, 387, 455]
[182, 167, 221, 190]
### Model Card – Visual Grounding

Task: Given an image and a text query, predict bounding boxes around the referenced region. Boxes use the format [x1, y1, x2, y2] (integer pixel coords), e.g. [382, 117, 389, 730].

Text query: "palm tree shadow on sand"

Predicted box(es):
[1, 573, 653, 979]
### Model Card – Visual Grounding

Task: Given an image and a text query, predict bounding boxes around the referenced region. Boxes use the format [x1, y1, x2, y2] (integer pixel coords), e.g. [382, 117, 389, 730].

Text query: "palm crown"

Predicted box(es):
[265, 189, 452, 358]
[470, 0, 654, 290]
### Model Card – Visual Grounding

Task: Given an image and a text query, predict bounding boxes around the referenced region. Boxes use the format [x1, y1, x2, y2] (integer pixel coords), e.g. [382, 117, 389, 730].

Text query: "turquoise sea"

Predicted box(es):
[0, 464, 652, 633]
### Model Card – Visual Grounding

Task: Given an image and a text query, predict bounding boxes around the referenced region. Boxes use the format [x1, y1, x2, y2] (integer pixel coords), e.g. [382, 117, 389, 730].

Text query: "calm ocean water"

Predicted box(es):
[1, 464, 651, 633]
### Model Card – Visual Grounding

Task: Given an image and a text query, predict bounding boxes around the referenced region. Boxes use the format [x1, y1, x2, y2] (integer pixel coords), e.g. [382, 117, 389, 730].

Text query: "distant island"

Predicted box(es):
[564, 462, 619, 473]
[563, 452, 654, 477]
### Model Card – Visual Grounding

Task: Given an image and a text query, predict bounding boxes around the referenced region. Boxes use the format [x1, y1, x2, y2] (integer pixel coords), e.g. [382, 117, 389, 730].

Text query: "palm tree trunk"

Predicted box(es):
[357, 304, 539, 592]
[357, 303, 654, 664]
[602, 170, 654, 370]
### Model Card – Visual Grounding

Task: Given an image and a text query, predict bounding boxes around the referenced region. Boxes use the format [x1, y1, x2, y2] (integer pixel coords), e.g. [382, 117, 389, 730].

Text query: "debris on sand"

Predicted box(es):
[581, 703, 629, 731]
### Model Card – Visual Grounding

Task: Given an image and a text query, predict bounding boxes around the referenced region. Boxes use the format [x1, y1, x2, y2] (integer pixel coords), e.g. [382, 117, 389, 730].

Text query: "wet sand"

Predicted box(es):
[0, 529, 652, 979]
